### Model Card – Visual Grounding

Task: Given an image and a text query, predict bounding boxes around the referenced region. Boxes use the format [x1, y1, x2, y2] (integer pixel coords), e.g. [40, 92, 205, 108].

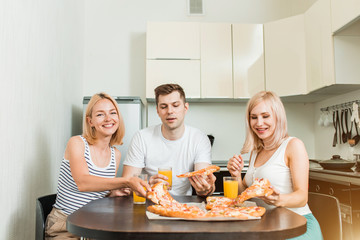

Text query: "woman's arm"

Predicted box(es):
[66, 136, 150, 196]
[264, 138, 309, 208]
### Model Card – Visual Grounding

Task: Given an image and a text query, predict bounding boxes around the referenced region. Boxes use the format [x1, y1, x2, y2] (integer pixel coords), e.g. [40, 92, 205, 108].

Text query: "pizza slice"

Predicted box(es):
[176, 165, 220, 178]
[147, 181, 177, 206]
[234, 178, 273, 205]
[205, 196, 235, 210]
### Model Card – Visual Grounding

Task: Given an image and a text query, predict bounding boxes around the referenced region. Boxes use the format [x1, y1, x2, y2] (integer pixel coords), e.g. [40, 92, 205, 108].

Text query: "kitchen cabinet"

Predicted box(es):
[305, 0, 335, 92]
[146, 22, 264, 100]
[146, 22, 200, 59]
[146, 60, 201, 98]
[200, 23, 233, 98]
[331, 0, 360, 33]
[264, 15, 307, 96]
[233, 24, 265, 98]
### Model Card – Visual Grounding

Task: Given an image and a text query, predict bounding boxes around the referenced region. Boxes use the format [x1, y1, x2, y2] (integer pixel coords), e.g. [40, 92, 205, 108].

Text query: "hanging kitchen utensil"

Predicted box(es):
[351, 102, 360, 124]
[332, 110, 337, 147]
[352, 119, 360, 146]
[341, 109, 347, 143]
[345, 108, 352, 140]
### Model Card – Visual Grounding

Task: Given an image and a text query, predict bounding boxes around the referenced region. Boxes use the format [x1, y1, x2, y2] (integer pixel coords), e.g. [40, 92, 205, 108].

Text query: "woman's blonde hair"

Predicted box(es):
[241, 91, 288, 154]
[83, 93, 125, 146]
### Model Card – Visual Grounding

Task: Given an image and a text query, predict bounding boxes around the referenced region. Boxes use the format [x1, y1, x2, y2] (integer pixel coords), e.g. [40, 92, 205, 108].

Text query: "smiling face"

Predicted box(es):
[156, 91, 188, 132]
[88, 99, 119, 138]
[249, 101, 276, 143]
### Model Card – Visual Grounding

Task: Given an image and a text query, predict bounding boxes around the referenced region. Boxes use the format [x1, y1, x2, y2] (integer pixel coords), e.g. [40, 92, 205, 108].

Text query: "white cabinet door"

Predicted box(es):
[264, 14, 307, 96]
[146, 22, 200, 59]
[146, 60, 201, 99]
[200, 23, 233, 98]
[305, 0, 335, 92]
[331, 0, 360, 33]
[233, 24, 265, 98]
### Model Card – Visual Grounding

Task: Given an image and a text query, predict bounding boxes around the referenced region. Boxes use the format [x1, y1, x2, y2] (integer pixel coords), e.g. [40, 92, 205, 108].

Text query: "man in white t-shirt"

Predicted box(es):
[122, 84, 216, 196]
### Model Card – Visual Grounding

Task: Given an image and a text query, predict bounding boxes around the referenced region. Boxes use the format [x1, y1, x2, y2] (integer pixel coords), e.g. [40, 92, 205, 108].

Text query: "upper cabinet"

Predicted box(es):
[146, 22, 265, 100]
[200, 23, 233, 98]
[233, 24, 265, 98]
[305, 0, 335, 92]
[146, 22, 200, 59]
[331, 0, 360, 33]
[264, 15, 307, 96]
[146, 22, 201, 99]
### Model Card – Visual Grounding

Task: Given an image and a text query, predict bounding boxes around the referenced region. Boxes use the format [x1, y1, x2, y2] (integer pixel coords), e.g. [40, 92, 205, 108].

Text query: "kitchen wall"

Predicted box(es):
[148, 102, 316, 162]
[314, 89, 360, 161]
[0, 1, 84, 240]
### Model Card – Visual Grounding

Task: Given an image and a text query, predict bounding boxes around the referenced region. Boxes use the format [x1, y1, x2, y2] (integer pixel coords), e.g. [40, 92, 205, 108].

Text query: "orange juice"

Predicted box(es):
[223, 177, 238, 199]
[158, 169, 172, 187]
[133, 173, 148, 204]
[133, 189, 146, 204]
[158, 167, 172, 187]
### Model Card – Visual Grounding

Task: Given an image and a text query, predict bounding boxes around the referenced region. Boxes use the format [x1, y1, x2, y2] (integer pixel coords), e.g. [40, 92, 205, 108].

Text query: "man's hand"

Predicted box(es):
[107, 188, 131, 197]
[149, 174, 171, 189]
[189, 174, 216, 197]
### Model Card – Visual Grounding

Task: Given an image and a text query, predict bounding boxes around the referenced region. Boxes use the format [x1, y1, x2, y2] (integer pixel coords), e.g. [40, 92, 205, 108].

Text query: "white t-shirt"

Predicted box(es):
[124, 124, 212, 195]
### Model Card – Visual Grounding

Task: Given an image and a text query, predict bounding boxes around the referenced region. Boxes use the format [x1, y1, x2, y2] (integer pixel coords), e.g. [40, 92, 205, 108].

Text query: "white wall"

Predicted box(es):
[83, 0, 316, 99]
[148, 102, 315, 162]
[0, 1, 84, 239]
[314, 89, 360, 160]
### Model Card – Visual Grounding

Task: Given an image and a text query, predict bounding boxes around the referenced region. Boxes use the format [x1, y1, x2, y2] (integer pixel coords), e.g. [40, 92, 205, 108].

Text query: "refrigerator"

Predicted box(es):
[83, 96, 143, 176]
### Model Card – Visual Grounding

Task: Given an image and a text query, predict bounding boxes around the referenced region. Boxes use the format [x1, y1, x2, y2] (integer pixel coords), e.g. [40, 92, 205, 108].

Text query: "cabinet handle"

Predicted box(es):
[315, 185, 320, 192]
[329, 187, 334, 195]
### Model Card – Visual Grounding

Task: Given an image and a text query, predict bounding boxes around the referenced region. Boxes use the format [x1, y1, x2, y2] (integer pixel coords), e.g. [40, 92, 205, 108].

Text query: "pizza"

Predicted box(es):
[205, 196, 234, 210]
[146, 181, 266, 220]
[206, 205, 266, 219]
[147, 181, 177, 206]
[176, 165, 220, 178]
[234, 178, 274, 205]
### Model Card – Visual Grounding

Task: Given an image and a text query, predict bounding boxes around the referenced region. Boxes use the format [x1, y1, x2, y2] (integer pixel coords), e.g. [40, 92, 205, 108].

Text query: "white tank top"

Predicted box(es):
[244, 137, 311, 216]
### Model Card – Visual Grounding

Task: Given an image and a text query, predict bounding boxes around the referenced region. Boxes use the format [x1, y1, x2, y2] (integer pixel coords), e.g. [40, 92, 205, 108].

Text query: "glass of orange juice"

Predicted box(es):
[158, 167, 172, 188]
[223, 176, 239, 199]
[133, 173, 148, 204]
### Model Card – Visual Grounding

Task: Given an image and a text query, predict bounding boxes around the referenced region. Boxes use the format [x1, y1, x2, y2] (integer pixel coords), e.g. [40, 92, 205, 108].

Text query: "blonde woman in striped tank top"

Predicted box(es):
[45, 93, 151, 240]
[227, 91, 323, 240]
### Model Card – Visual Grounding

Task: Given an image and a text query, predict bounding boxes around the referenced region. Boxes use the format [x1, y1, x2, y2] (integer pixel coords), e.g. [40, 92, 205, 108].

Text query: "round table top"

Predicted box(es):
[67, 195, 307, 240]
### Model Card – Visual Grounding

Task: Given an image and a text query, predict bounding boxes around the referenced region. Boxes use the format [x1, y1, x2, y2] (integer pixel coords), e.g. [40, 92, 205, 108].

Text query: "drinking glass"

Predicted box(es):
[223, 176, 239, 199]
[158, 167, 172, 188]
[133, 173, 148, 204]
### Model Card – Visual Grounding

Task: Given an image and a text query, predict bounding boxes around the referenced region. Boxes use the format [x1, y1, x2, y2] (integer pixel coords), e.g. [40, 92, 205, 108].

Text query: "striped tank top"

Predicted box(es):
[53, 136, 116, 215]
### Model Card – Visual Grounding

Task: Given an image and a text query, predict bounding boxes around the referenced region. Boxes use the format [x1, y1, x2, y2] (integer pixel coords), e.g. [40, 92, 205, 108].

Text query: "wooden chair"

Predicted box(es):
[308, 192, 342, 240]
[36, 194, 57, 240]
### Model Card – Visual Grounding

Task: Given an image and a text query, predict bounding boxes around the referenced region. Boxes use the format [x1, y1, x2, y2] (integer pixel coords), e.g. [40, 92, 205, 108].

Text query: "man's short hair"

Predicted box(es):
[154, 83, 186, 106]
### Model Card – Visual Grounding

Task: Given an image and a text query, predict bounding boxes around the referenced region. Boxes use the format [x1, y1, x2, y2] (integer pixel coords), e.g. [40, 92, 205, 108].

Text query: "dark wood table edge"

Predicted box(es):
[67, 196, 307, 240]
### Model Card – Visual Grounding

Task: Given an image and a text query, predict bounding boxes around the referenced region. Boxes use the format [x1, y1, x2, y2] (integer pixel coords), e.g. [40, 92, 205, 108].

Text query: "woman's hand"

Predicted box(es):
[149, 174, 171, 189]
[259, 188, 282, 207]
[127, 176, 151, 197]
[227, 154, 244, 178]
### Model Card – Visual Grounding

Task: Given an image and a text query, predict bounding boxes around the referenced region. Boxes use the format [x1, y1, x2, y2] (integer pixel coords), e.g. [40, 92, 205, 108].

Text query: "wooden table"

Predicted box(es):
[67, 196, 307, 240]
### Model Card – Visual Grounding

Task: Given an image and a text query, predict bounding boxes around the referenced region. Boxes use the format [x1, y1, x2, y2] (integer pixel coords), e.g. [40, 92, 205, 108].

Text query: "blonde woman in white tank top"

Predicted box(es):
[227, 91, 322, 240]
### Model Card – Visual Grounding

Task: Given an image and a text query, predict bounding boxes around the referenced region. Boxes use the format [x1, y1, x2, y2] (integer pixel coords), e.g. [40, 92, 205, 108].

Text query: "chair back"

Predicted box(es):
[308, 192, 342, 240]
[36, 194, 57, 240]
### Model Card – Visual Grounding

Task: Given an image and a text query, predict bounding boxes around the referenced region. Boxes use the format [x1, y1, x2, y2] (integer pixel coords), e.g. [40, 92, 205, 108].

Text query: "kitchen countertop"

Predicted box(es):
[309, 163, 360, 185]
